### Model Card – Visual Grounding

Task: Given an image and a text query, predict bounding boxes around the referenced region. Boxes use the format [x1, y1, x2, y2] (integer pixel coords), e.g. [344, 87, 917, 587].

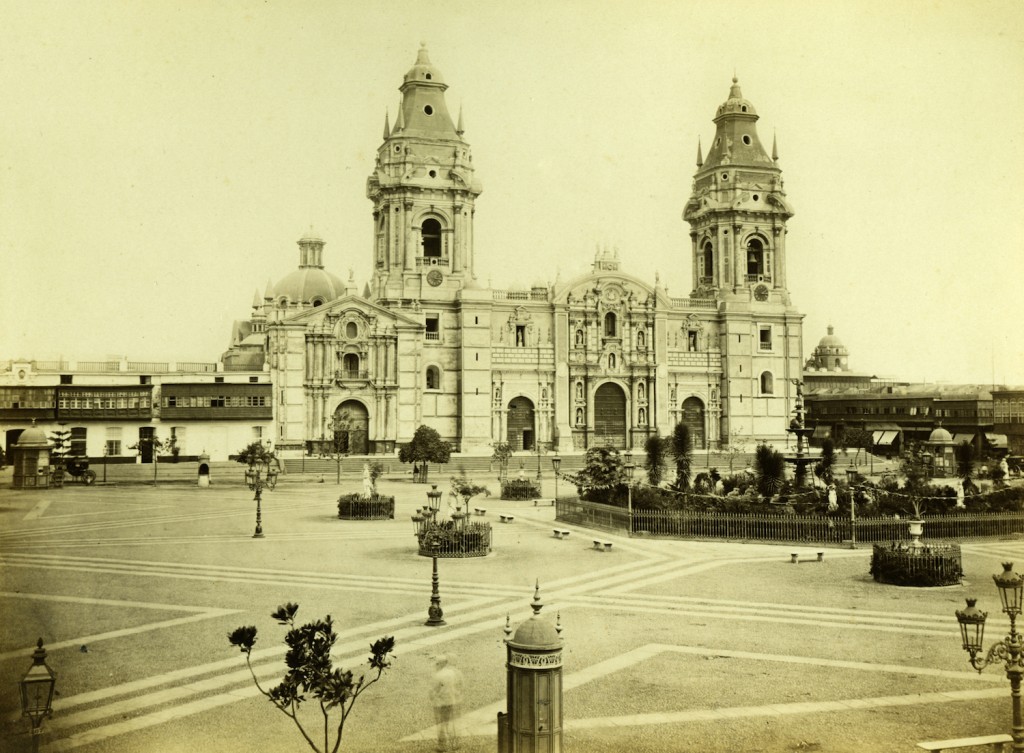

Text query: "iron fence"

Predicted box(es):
[416, 521, 492, 558]
[555, 498, 1024, 544]
[337, 495, 395, 520]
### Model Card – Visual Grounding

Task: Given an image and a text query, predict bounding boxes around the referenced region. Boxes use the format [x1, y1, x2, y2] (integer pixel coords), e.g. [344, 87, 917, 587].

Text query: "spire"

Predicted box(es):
[730, 74, 742, 99]
[252, 289, 261, 308]
[394, 100, 405, 132]
[772, 131, 779, 162]
[264, 279, 274, 300]
[383, 110, 391, 140]
[696, 138, 703, 167]
[456, 104, 464, 136]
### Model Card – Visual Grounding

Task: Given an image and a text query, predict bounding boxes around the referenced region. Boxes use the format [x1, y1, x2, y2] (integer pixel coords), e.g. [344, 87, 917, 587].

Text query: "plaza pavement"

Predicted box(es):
[0, 469, 1019, 753]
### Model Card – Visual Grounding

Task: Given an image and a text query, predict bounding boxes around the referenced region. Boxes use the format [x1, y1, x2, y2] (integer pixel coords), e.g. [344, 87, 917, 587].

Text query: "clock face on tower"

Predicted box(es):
[754, 284, 769, 301]
[426, 269, 443, 287]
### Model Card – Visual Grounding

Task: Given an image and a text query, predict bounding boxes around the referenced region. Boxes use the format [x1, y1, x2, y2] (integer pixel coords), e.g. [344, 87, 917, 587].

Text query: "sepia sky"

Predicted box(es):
[1, 0, 1022, 384]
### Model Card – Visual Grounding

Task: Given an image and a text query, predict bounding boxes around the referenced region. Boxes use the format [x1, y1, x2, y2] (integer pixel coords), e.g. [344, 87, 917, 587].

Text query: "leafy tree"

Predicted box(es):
[644, 434, 666, 487]
[753, 443, 785, 499]
[398, 425, 451, 483]
[450, 472, 490, 509]
[235, 440, 277, 467]
[228, 602, 395, 753]
[566, 446, 627, 505]
[899, 441, 931, 495]
[814, 438, 836, 486]
[491, 441, 513, 481]
[669, 423, 692, 490]
[129, 434, 167, 485]
[955, 440, 977, 494]
[841, 428, 873, 466]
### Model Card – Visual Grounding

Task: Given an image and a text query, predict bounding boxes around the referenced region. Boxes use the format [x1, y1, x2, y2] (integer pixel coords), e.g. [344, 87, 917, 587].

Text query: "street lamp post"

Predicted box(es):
[551, 455, 561, 507]
[624, 450, 635, 535]
[845, 466, 858, 549]
[955, 562, 1024, 752]
[245, 451, 279, 539]
[419, 486, 447, 626]
[20, 638, 56, 753]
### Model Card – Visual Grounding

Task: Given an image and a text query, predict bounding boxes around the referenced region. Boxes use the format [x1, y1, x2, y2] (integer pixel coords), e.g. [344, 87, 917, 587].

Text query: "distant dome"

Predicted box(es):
[510, 616, 560, 649]
[816, 325, 847, 353]
[15, 425, 49, 447]
[273, 267, 345, 305]
[928, 425, 953, 444]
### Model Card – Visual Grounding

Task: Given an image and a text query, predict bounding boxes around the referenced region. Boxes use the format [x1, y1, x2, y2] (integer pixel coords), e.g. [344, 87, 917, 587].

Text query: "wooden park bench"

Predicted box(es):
[790, 551, 825, 564]
[593, 540, 613, 551]
[552, 529, 571, 539]
[474, 508, 487, 516]
[499, 514, 514, 523]
[916, 734, 1013, 752]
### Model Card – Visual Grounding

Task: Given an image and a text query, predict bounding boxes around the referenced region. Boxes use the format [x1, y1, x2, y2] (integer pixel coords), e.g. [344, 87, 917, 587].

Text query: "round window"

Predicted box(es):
[722, 173, 729, 180]
[429, 169, 437, 178]
[424, 105, 433, 115]
[742, 135, 751, 145]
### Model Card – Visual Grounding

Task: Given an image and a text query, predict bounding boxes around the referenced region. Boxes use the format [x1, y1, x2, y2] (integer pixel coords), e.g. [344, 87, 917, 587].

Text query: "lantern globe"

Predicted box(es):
[551, 456, 561, 473]
[955, 598, 987, 654]
[993, 562, 1022, 617]
[20, 639, 56, 721]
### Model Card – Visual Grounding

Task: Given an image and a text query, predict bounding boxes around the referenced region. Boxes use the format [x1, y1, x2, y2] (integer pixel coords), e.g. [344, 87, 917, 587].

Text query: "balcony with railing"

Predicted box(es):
[424, 332, 440, 342]
[671, 297, 718, 310]
[492, 289, 548, 302]
[335, 370, 370, 382]
[745, 274, 772, 284]
[415, 256, 450, 270]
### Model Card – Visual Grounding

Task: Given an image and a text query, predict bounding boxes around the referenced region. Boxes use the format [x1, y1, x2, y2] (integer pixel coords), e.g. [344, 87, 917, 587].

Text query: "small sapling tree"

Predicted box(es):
[228, 602, 396, 753]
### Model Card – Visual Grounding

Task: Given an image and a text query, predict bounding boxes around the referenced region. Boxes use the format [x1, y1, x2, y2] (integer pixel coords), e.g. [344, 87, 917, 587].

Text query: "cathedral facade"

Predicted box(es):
[224, 48, 805, 458]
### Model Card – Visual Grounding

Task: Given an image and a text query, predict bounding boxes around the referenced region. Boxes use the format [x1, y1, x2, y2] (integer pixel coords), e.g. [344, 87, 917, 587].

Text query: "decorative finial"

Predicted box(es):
[696, 137, 703, 168]
[504, 613, 512, 641]
[555, 612, 563, 638]
[530, 580, 543, 617]
[772, 131, 779, 162]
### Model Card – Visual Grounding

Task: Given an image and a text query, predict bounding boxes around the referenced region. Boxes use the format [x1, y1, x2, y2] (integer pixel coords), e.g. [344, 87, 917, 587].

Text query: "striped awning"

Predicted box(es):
[951, 433, 975, 446]
[986, 433, 1008, 448]
[873, 430, 899, 445]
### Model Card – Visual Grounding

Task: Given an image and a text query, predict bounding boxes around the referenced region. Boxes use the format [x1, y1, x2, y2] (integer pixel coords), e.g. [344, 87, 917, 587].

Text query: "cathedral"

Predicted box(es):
[223, 46, 805, 458]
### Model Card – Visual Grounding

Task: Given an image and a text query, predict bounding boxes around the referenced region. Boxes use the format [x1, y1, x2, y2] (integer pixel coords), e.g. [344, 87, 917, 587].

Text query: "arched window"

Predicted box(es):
[746, 238, 765, 277]
[346, 322, 358, 339]
[760, 371, 774, 395]
[834, 358, 842, 369]
[425, 366, 440, 390]
[312, 298, 324, 307]
[343, 353, 360, 378]
[604, 312, 617, 337]
[421, 218, 441, 258]
[701, 241, 714, 283]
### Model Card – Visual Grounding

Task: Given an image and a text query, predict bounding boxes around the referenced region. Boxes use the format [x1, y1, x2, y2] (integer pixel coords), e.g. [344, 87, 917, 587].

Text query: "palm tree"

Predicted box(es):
[644, 434, 666, 487]
[754, 443, 785, 500]
[670, 423, 692, 490]
[814, 438, 836, 486]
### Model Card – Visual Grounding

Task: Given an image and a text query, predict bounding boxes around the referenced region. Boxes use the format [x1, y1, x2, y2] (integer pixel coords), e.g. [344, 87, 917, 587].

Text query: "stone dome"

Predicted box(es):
[273, 267, 345, 305]
[816, 325, 847, 353]
[510, 616, 561, 649]
[928, 425, 953, 444]
[15, 425, 49, 447]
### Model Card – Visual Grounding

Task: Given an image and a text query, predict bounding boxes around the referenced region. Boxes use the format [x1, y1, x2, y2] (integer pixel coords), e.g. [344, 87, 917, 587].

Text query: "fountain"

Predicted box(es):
[783, 379, 816, 487]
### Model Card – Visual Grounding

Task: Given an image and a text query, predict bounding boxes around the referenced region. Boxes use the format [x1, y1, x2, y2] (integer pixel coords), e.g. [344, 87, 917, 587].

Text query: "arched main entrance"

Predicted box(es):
[507, 397, 535, 451]
[594, 382, 627, 448]
[333, 400, 369, 455]
[681, 397, 706, 450]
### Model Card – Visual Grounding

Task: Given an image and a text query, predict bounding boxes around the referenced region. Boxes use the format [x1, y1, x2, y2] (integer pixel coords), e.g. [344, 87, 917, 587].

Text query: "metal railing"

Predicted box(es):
[556, 499, 1024, 544]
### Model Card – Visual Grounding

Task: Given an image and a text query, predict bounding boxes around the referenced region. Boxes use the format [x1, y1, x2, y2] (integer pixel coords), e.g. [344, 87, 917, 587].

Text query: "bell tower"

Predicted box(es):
[683, 77, 794, 305]
[366, 45, 483, 304]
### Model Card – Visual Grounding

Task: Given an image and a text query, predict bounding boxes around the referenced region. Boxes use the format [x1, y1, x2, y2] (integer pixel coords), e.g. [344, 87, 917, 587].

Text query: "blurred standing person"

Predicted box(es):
[431, 654, 463, 751]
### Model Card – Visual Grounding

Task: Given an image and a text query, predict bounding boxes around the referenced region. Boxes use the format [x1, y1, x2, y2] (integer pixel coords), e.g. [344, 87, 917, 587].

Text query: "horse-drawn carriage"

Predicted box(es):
[51, 456, 97, 487]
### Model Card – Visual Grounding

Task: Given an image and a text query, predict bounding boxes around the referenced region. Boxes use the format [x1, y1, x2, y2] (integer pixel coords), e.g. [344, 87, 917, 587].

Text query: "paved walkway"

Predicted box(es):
[0, 478, 1015, 752]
